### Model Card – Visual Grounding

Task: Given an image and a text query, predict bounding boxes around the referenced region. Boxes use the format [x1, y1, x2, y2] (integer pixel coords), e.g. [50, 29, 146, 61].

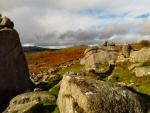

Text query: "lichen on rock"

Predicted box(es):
[3, 91, 56, 113]
[57, 74, 146, 113]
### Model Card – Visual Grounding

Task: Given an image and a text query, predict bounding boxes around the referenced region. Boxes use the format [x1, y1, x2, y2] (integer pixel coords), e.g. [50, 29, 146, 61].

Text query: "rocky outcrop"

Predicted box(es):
[133, 67, 150, 77]
[129, 47, 150, 63]
[30, 70, 62, 91]
[0, 15, 34, 111]
[128, 47, 150, 77]
[57, 75, 146, 113]
[116, 54, 129, 63]
[121, 44, 131, 58]
[81, 44, 119, 73]
[3, 91, 56, 113]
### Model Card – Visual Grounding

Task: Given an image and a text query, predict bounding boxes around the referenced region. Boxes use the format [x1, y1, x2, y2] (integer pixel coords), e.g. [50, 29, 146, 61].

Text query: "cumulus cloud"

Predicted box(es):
[35, 30, 100, 46]
[108, 34, 150, 43]
[34, 22, 135, 46]
[1, 0, 150, 46]
[36, 9, 102, 34]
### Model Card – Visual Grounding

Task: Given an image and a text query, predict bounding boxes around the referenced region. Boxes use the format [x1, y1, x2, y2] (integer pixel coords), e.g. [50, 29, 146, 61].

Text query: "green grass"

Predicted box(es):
[58, 65, 83, 76]
[133, 80, 150, 105]
[47, 74, 62, 85]
[109, 67, 150, 84]
[56, 61, 150, 112]
[109, 67, 135, 83]
[108, 67, 150, 112]
[60, 45, 88, 52]
[49, 85, 60, 96]
[84, 72, 101, 80]
[43, 100, 56, 106]
[52, 106, 60, 113]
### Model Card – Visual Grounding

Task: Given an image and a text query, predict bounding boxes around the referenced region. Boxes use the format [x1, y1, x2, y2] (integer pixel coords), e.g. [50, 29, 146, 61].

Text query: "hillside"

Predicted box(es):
[25, 42, 150, 74]
[25, 45, 88, 74]
[23, 46, 58, 52]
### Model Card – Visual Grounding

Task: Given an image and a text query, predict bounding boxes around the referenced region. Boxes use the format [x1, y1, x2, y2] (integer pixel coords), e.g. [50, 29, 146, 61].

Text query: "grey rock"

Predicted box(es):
[0, 14, 2, 21]
[3, 91, 56, 113]
[128, 63, 143, 70]
[133, 67, 150, 77]
[0, 16, 14, 29]
[121, 44, 131, 58]
[129, 47, 150, 63]
[57, 75, 146, 113]
[31, 72, 62, 85]
[81, 46, 118, 73]
[0, 16, 2, 23]
[48, 68, 57, 74]
[34, 88, 42, 92]
[0, 28, 34, 111]
[116, 54, 129, 63]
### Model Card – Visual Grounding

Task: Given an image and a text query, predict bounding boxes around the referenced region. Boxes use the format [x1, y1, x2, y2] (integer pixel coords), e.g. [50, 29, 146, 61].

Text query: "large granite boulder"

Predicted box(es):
[3, 91, 56, 113]
[57, 75, 146, 113]
[129, 47, 150, 63]
[0, 28, 34, 111]
[81, 46, 118, 73]
[133, 67, 150, 77]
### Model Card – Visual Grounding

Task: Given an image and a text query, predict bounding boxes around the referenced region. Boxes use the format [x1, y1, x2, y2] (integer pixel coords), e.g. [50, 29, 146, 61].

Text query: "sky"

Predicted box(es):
[1, 0, 150, 46]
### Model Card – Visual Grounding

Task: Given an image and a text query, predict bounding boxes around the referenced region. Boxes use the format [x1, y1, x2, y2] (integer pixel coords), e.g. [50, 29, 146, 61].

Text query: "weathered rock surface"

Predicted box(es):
[0, 16, 14, 29]
[116, 54, 129, 63]
[0, 14, 2, 24]
[133, 67, 150, 77]
[30, 72, 62, 91]
[0, 28, 34, 111]
[121, 44, 131, 58]
[81, 45, 119, 73]
[129, 47, 150, 63]
[57, 75, 146, 113]
[3, 91, 56, 113]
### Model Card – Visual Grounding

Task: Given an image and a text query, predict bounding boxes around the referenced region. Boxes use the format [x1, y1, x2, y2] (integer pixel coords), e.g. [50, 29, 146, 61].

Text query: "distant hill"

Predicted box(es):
[23, 46, 58, 52]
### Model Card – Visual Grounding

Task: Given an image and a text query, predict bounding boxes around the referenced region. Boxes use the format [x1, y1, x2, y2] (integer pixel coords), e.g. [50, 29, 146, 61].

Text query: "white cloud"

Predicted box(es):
[1, 0, 150, 46]
[36, 9, 102, 34]
[2, 7, 44, 43]
[108, 34, 150, 43]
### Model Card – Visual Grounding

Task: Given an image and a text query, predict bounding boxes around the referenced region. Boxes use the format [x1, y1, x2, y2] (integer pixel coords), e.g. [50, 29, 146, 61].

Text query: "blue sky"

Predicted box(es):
[0, 0, 150, 46]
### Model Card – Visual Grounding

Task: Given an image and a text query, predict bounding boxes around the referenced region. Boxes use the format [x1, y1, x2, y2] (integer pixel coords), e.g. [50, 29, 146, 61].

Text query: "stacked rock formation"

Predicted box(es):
[0, 15, 14, 29]
[80, 42, 119, 73]
[122, 44, 131, 58]
[129, 47, 150, 63]
[129, 47, 150, 77]
[0, 15, 34, 111]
